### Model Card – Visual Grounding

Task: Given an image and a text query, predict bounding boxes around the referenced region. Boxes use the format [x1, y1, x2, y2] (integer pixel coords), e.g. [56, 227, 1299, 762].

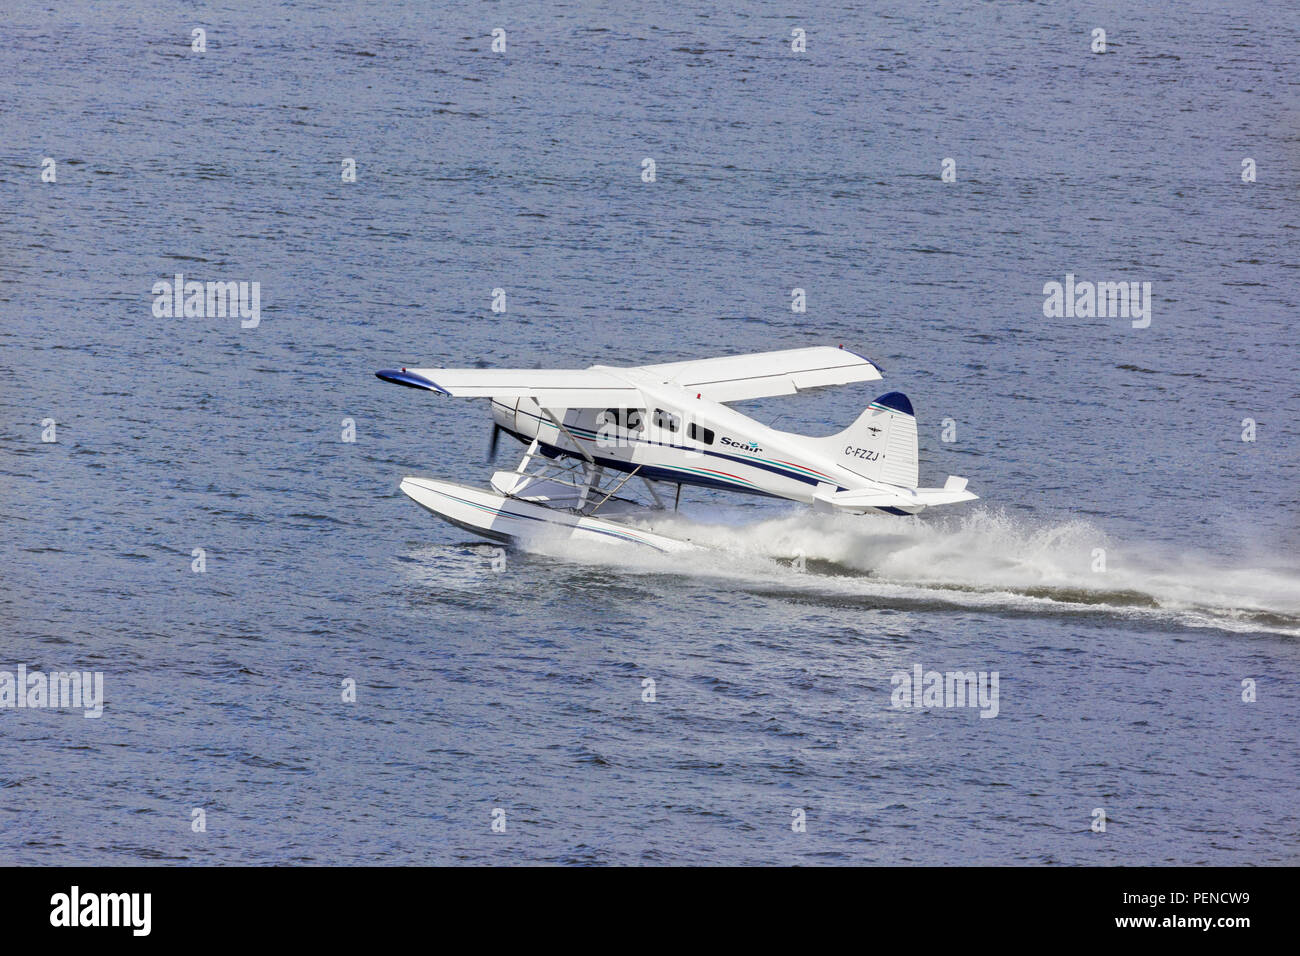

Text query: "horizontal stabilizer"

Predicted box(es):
[816, 477, 978, 514]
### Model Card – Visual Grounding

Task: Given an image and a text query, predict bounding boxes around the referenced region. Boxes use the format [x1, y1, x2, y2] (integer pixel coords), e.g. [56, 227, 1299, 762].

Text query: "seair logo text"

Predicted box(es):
[720, 437, 762, 454]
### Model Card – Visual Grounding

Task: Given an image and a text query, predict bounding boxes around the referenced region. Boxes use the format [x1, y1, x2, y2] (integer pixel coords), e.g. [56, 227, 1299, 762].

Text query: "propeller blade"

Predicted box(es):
[487, 423, 502, 462]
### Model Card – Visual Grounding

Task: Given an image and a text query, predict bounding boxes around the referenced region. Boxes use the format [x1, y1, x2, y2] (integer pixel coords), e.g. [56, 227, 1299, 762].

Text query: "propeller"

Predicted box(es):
[487, 423, 503, 463]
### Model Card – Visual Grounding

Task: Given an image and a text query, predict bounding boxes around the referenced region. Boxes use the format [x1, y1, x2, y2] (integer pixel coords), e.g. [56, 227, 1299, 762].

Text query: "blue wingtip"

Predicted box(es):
[376, 368, 448, 394]
[838, 344, 885, 373]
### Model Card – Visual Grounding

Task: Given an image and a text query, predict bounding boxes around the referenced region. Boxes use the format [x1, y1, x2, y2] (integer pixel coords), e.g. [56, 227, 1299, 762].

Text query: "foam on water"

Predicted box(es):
[524, 506, 1300, 637]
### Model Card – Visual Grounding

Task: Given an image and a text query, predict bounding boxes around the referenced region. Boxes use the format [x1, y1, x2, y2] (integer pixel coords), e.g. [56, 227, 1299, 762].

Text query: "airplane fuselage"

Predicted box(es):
[491, 369, 877, 505]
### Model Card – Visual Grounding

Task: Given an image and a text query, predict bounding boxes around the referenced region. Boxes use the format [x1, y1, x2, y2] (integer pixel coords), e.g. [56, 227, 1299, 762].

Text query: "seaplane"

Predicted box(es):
[376, 345, 977, 553]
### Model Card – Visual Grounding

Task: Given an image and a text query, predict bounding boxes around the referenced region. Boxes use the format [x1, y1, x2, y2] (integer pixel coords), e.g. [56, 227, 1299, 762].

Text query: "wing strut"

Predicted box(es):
[587, 466, 643, 516]
[539, 406, 594, 463]
[515, 437, 541, 474]
[641, 479, 665, 509]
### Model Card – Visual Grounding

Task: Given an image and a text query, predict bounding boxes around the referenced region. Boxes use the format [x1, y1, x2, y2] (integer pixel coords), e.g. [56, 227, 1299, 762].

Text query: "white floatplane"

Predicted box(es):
[377, 346, 977, 552]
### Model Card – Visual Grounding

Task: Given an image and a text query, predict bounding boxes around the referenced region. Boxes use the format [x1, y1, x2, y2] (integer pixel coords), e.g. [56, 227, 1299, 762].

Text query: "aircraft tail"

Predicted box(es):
[822, 391, 919, 487]
[806, 391, 977, 514]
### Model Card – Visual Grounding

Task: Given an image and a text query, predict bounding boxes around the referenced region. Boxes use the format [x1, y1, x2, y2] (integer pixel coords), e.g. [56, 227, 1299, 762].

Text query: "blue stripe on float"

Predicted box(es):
[426, 487, 669, 552]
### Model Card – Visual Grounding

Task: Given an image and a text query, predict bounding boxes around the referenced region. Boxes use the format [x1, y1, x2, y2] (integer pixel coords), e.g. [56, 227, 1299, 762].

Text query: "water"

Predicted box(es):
[2, 0, 1298, 864]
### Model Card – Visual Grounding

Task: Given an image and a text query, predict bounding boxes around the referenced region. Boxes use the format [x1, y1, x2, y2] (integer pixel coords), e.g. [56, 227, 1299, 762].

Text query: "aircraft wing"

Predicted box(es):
[376, 367, 641, 408]
[377, 345, 882, 408]
[633, 345, 883, 403]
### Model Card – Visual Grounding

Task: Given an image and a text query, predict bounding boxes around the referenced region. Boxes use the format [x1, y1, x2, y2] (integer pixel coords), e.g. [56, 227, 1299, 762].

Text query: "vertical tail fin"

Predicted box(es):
[817, 391, 918, 487]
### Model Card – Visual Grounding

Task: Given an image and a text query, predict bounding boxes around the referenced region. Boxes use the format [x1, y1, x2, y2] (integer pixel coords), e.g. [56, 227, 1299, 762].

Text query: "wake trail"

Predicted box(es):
[535, 505, 1300, 637]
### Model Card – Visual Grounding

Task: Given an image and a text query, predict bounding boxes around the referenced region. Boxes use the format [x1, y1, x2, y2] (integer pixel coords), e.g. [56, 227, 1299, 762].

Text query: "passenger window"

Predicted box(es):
[600, 408, 644, 432]
[653, 408, 680, 432]
[687, 422, 715, 445]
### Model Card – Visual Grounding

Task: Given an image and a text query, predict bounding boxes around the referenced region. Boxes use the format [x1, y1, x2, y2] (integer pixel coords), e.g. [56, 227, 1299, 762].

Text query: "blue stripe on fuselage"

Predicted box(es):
[499, 404, 833, 490]
[495, 424, 784, 499]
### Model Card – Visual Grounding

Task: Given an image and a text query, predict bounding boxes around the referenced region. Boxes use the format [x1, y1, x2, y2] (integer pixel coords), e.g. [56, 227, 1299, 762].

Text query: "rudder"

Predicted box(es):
[818, 391, 918, 487]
